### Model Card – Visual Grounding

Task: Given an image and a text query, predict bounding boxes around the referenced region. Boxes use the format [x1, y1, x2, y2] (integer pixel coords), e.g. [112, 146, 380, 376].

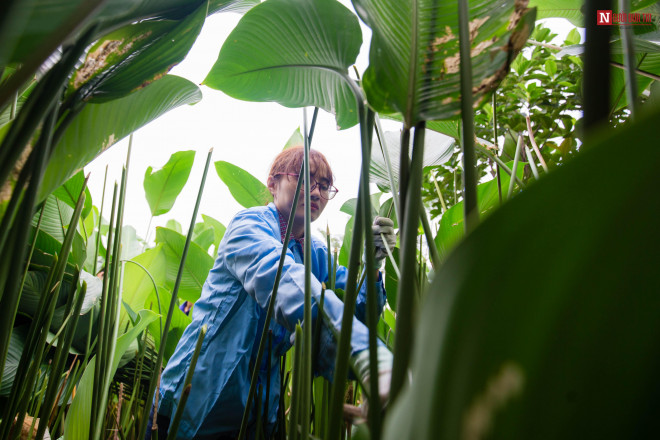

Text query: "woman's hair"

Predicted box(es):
[268, 146, 334, 185]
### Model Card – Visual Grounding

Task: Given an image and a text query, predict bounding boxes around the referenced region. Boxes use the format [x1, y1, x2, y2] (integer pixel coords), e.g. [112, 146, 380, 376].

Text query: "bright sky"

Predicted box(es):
[84, 3, 576, 246]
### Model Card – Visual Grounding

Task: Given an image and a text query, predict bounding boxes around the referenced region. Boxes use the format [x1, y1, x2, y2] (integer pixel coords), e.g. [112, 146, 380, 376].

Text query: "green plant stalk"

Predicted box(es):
[328, 78, 369, 440]
[457, 0, 478, 231]
[430, 172, 447, 213]
[525, 116, 548, 173]
[91, 183, 117, 440]
[419, 206, 439, 270]
[51, 359, 82, 436]
[507, 134, 523, 199]
[0, 257, 57, 439]
[166, 324, 207, 440]
[290, 327, 303, 440]
[525, 146, 539, 180]
[139, 148, 213, 440]
[398, 128, 411, 228]
[18, 176, 87, 439]
[94, 165, 109, 274]
[94, 163, 129, 440]
[0, 24, 97, 188]
[374, 113, 400, 222]
[264, 331, 272, 434]
[237, 107, 321, 440]
[331, 249, 338, 291]
[619, 0, 638, 118]
[0, 101, 58, 388]
[583, 0, 612, 133]
[493, 92, 503, 204]
[301, 108, 313, 440]
[358, 110, 383, 440]
[381, 232, 400, 278]
[36, 281, 87, 440]
[11, 279, 65, 440]
[18, 204, 46, 303]
[391, 121, 426, 403]
[237, 164, 305, 440]
[474, 141, 525, 188]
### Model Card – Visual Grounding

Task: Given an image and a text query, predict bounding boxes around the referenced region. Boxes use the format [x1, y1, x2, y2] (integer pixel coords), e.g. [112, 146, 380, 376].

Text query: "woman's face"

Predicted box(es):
[268, 168, 330, 226]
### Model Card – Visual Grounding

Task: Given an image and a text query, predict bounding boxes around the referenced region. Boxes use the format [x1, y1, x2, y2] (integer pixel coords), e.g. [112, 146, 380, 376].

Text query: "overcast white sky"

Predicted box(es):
[84, 3, 575, 245]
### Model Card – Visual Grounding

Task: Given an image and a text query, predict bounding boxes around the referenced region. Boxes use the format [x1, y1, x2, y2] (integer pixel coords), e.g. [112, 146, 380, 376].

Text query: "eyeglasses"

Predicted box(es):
[275, 173, 339, 200]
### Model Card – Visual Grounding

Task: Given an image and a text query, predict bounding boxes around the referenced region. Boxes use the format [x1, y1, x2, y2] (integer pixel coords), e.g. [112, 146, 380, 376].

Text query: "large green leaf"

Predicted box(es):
[144, 150, 196, 216]
[201, 214, 226, 256]
[370, 129, 455, 189]
[203, 0, 363, 130]
[155, 227, 214, 302]
[214, 161, 273, 208]
[145, 287, 192, 362]
[31, 195, 87, 268]
[53, 171, 92, 220]
[66, 1, 208, 103]
[354, 0, 535, 127]
[5, 0, 253, 65]
[434, 160, 523, 259]
[120, 244, 168, 331]
[39, 75, 201, 201]
[63, 309, 158, 440]
[384, 102, 660, 440]
[0, 325, 28, 396]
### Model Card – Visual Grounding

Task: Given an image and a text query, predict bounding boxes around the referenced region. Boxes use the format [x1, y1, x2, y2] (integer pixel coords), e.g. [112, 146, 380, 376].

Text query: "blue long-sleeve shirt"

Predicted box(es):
[157, 203, 385, 439]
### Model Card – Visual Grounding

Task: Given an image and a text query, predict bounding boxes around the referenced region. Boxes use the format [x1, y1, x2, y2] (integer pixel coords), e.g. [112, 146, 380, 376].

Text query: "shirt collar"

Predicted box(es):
[277, 209, 305, 248]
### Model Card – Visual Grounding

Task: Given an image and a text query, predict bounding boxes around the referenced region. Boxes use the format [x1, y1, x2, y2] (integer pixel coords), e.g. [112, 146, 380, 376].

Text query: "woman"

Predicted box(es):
[152, 147, 395, 439]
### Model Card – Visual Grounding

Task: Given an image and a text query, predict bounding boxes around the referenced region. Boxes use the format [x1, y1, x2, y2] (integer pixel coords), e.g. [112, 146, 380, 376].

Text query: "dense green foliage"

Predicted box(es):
[1, 0, 659, 439]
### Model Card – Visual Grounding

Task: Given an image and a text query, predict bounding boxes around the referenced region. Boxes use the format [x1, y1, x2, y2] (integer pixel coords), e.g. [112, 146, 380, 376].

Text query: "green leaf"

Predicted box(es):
[64, 309, 158, 440]
[53, 171, 92, 221]
[370, 129, 455, 189]
[67, 2, 208, 103]
[340, 193, 381, 217]
[355, 0, 535, 127]
[31, 196, 87, 268]
[384, 102, 660, 440]
[564, 27, 581, 46]
[544, 59, 557, 77]
[144, 150, 196, 217]
[145, 287, 191, 362]
[202, 214, 226, 255]
[203, 0, 363, 130]
[155, 227, 214, 302]
[0, 325, 28, 396]
[120, 244, 168, 331]
[6, 0, 250, 65]
[39, 75, 201, 202]
[284, 127, 304, 150]
[338, 216, 354, 268]
[165, 219, 183, 234]
[192, 222, 215, 252]
[384, 247, 400, 309]
[434, 161, 523, 259]
[214, 160, 272, 208]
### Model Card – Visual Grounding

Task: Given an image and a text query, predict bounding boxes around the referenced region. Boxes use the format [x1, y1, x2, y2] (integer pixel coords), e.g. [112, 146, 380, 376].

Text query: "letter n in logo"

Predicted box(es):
[597, 10, 612, 25]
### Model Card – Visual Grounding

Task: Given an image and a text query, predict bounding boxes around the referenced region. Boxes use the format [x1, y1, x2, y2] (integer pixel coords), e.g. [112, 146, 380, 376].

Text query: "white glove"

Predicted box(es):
[371, 216, 396, 267]
[351, 345, 393, 406]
